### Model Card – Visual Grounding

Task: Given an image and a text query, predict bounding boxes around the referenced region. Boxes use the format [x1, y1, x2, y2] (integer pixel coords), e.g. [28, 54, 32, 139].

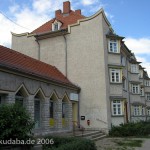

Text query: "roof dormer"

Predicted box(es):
[52, 20, 62, 31]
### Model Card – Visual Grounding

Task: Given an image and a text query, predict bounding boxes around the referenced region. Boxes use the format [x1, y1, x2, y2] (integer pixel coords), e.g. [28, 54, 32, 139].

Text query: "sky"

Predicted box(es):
[0, 0, 150, 75]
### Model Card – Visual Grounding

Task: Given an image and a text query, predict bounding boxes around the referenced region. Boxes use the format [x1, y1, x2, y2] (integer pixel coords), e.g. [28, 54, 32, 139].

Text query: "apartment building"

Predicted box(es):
[11, 1, 150, 132]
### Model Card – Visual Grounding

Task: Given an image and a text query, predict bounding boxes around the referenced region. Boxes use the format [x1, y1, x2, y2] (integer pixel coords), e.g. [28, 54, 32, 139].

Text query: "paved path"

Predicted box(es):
[135, 139, 150, 150]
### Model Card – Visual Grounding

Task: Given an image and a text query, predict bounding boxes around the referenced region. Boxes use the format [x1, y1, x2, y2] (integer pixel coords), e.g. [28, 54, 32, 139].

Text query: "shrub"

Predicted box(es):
[43, 136, 97, 150]
[0, 103, 35, 148]
[109, 121, 150, 137]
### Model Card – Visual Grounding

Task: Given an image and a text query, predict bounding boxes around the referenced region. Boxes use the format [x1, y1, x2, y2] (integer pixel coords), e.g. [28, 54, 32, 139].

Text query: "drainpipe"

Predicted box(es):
[126, 56, 131, 122]
[62, 34, 68, 77]
[35, 38, 40, 60]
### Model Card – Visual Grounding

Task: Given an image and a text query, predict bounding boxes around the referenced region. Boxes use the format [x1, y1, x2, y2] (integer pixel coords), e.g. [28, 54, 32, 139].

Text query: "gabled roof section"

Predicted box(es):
[0, 45, 78, 89]
[31, 1, 85, 34]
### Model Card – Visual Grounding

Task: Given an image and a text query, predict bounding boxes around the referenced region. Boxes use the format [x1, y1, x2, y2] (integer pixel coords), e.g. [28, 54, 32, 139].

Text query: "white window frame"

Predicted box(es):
[133, 105, 145, 116]
[112, 100, 122, 116]
[110, 69, 121, 83]
[140, 87, 144, 96]
[146, 93, 150, 101]
[52, 20, 62, 31]
[147, 108, 150, 116]
[145, 80, 150, 87]
[132, 84, 140, 94]
[109, 40, 119, 53]
[131, 64, 138, 73]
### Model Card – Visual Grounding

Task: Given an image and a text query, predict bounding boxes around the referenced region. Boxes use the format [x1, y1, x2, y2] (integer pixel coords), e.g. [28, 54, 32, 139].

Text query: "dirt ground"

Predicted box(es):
[95, 137, 150, 150]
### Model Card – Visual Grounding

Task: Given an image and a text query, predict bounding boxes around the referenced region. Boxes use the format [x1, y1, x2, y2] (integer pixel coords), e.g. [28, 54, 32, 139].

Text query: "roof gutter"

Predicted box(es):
[34, 29, 68, 40]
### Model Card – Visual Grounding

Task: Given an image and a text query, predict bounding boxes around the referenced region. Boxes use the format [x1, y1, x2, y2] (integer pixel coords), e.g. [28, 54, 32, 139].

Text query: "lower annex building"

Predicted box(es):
[0, 45, 80, 135]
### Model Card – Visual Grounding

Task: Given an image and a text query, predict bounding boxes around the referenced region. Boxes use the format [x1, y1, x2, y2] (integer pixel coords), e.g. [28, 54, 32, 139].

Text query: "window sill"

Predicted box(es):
[131, 115, 146, 117]
[128, 71, 139, 74]
[108, 52, 120, 55]
[131, 93, 141, 95]
[111, 115, 124, 117]
[110, 82, 122, 85]
[140, 95, 145, 97]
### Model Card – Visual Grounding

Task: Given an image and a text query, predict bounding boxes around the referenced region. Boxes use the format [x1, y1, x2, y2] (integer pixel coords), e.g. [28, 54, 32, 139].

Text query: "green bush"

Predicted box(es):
[109, 121, 150, 137]
[43, 136, 97, 150]
[0, 103, 35, 147]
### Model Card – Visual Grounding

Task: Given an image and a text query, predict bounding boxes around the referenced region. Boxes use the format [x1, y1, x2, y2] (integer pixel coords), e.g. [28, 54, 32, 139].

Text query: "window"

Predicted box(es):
[112, 100, 122, 115]
[62, 102, 65, 118]
[110, 69, 121, 83]
[131, 64, 138, 73]
[132, 84, 139, 94]
[133, 106, 140, 116]
[147, 108, 150, 116]
[145, 80, 150, 86]
[140, 87, 144, 96]
[50, 101, 54, 118]
[109, 40, 119, 53]
[146, 93, 150, 101]
[34, 98, 40, 128]
[121, 55, 126, 66]
[54, 23, 58, 31]
[139, 70, 143, 78]
[133, 105, 145, 116]
[123, 78, 126, 90]
[15, 91, 24, 106]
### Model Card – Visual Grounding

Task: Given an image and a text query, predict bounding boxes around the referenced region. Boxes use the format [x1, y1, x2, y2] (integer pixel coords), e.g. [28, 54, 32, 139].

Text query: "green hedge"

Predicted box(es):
[0, 103, 35, 149]
[43, 136, 97, 150]
[109, 121, 150, 137]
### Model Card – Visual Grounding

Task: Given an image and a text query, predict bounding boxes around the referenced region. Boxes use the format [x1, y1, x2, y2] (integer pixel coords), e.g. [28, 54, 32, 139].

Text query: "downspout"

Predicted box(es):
[126, 56, 131, 122]
[35, 38, 40, 60]
[62, 34, 68, 77]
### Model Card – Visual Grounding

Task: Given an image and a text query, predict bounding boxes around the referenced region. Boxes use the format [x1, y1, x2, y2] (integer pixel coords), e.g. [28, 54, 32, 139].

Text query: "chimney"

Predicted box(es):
[63, 1, 70, 14]
[75, 9, 81, 15]
[55, 9, 62, 18]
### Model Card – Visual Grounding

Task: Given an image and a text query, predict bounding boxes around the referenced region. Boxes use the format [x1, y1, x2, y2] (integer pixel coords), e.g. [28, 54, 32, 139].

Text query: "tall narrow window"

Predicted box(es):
[50, 101, 54, 118]
[147, 108, 150, 116]
[62, 102, 65, 118]
[34, 98, 40, 128]
[132, 84, 139, 94]
[54, 23, 58, 31]
[15, 91, 24, 106]
[140, 87, 144, 96]
[123, 78, 126, 90]
[146, 93, 150, 101]
[112, 100, 122, 115]
[133, 106, 140, 116]
[131, 64, 138, 73]
[109, 40, 118, 53]
[110, 69, 121, 83]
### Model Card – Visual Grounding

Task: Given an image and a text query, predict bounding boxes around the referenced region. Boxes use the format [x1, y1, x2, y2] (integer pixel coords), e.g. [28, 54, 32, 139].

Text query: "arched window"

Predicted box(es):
[15, 90, 24, 106]
[34, 93, 41, 128]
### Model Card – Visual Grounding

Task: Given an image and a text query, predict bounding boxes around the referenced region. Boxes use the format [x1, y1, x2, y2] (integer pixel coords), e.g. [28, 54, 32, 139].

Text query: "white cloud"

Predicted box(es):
[125, 37, 150, 76]
[125, 37, 150, 54]
[82, 0, 97, 5]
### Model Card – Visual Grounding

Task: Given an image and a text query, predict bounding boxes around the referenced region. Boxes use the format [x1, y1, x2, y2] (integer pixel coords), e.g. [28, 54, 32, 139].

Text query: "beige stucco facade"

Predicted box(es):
[11, 4, 150, 131]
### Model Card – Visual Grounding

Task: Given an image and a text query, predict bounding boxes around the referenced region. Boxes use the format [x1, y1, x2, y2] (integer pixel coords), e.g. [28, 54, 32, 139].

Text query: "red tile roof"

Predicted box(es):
[31, 9, 85, 34]
[0, 45, 77, 88]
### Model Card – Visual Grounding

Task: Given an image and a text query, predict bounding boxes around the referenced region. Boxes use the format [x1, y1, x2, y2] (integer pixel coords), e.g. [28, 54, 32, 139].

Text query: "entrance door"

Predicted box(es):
[72, 103, 78, 122]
